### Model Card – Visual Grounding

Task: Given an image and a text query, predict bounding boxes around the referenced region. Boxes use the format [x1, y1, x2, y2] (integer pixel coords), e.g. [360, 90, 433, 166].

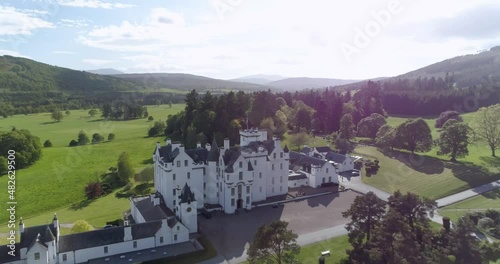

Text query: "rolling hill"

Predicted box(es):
[86, 68, 124, 75]
[112, 73, 267, 92]
[230, 74, 286, 85]
[266, 77, 360, 90]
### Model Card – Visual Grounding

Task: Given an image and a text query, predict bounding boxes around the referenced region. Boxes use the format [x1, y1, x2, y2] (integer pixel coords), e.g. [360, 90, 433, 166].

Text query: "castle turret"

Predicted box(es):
[176, 183, 197, 233]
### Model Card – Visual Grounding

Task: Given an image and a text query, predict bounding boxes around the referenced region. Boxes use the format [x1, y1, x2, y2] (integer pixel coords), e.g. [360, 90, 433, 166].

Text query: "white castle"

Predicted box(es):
[153, 129, 290, 215]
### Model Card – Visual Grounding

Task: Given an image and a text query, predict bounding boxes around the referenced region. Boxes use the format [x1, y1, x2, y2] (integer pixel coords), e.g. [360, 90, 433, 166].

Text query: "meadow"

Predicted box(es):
[0, 104, 184, 229]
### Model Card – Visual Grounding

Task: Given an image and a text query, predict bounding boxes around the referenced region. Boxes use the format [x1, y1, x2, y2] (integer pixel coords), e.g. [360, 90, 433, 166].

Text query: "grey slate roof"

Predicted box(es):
[289, 173, 308, 180]
[283, 145, 289, 153]
[0, 243, 21, 262]
[179, 183, 196, 203]
[58, 220, 164, 252]
[167, 217, 179, 228]
[157, 144, 179, 163]
[289, 151, 327, 167]
[207, 139, 220, 162]
[243, 140, 275, 154]
[223, 147, 241, 173]
[300, 147, 311, 154]
[20, 223, 58, 249]
[185, 148, 208, 164]
[315, 146, 332, 153]
[132, 194, 174, 222]
[326, 152, 348, 163]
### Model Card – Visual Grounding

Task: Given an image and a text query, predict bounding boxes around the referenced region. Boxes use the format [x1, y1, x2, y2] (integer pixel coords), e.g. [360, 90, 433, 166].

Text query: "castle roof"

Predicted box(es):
[283, 144, 289, 153]
[315, 146, 332, 153]
[325, 152, 348, 163]
[20, 223, 58, 249]
[179, 183, 196, 203]
[289, 151, 327, 167]
[131, 194, 174, 222]
[207, 138, 219, 162]
[185, 148, 208, 164]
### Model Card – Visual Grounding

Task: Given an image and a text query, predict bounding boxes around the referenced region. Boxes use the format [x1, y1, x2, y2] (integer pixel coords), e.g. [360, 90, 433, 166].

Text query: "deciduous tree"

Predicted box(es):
[357, 113, 387, 139]
[51, 110, 63, 122]
[339, 114, 356, 140]
[71, 220, 94, 233]
[247, 220, 300, 264]
[471, 104, 500, 157]
[394, 118, 432, 153]
[437, 120, 472, 161]
[0, 129, 42, 169]
[117, 152, 133, 184]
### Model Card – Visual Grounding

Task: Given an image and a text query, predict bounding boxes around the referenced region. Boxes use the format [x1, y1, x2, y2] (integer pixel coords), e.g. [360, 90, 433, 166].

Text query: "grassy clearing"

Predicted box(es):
[438, 189, 500, 222]
[354, 146, 500, 200]
[0, 104, 184, 225]
[296, 235, 350, 264]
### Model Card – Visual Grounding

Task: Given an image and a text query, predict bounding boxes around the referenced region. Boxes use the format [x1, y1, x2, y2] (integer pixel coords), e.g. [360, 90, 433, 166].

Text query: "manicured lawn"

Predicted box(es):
[296, 235, 350, 264]
[0, 105, 184, 225]
[354, 146, 500, 200]
[438, 189, 500, 222]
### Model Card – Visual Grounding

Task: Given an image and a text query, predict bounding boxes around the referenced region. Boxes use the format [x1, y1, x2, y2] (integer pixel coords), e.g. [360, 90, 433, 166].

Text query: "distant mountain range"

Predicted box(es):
[266, 77, 360, 90]
[86, 68, 124, 75]
[230, 74, 286, 85]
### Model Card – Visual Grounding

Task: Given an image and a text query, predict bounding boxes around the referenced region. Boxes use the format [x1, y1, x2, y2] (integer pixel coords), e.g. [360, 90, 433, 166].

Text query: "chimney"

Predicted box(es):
[19, 217, 24, 233]
[52, 213, 58, 229]
[179, 144, 185, 153]
[224, 138, 230, 150]
[205, 143, 211, 151]
[124, 224, 132, 241]
[274, 137, 281, 148]
[196, 141, 201, 148]
[166, 138, 172, 145]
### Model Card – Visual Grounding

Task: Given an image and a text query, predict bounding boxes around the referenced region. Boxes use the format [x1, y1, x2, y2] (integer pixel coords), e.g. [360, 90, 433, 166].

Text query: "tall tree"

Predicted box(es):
[0, 129, 42, 169]
[117, 152, 133, 184]
[342, 192, 386, 243]
[51, 110, 63, 122]
[437, 119, 472, 161]
[471, 104, 500, 157]
[357, 113, 387, 139]
[339, 114, 356, 140]
[394, 118, 433, 153]
[449, 218, 482, 264]
[77, 130, 90, 145]
[387, 191, 437, 232]
[435, 110, 463, 128]
[375, 124, 396, 150]
[247, 220, 300, 264]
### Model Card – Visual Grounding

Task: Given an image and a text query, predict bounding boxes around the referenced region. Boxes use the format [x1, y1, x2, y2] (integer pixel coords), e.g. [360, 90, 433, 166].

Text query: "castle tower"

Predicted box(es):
[176, 183, 198, 233]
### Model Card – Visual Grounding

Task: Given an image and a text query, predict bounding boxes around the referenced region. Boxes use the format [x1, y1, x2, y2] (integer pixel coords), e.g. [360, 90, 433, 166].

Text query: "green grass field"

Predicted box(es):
[296, 235, 350, 264]
[355, 146, 500, 200]
[438, 189, 500, 222]
[0, 104, 184, 228]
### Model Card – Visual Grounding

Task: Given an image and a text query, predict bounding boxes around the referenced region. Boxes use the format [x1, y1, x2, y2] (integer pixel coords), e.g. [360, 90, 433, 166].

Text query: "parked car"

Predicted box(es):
[351, 170, 360, 176]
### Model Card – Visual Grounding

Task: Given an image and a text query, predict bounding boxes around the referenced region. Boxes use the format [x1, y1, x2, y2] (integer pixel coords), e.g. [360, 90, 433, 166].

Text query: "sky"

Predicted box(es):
[0, 0, 499, 80]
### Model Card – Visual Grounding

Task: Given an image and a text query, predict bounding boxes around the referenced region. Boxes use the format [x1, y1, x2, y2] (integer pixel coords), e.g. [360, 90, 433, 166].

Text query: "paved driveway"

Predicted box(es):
[198, 190, 360, 263]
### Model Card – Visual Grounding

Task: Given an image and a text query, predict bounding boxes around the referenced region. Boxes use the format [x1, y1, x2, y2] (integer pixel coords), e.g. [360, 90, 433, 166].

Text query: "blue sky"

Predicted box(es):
[1, 0, 499, 79]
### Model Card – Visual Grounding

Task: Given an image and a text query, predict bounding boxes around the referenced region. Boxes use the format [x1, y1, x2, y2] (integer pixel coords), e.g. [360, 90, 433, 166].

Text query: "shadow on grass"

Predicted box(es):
[142, 158, 154, 164]
[379, 148, 445, 174]
[446, 162, 500, 189]
[87, 118, 106, 123]
[40, 121, 59, 125]
[479, 156, 500, 168]
[70, 199, 95, 210]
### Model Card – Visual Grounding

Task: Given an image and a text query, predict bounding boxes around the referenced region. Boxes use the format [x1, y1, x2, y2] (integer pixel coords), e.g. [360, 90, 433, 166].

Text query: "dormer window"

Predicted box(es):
[177, 161, 180, 167]
[34, 253, 40, 260]
[273, 153, 276, 159]
[239, 161, 242, 168]
[185, 160, 188, 166]
[280, 152, 283, 158]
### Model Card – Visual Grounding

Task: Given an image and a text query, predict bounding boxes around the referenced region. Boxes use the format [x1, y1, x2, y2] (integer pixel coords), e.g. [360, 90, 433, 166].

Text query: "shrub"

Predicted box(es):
[478, 217, 494, 229]
[354, 160, 363, 170]
[108, 133, 115, 141]
[467, 212, 485, 225]
[78, 130, 89, 145]
[43, 140, 53, 147]
[485, 209, 500, 224]
[148, 116, 154, 121]
[84, 182, 103, 199]
[71, 220, 94, 233]
[92, 133, 104, 144]
[69, 139, 78, 147]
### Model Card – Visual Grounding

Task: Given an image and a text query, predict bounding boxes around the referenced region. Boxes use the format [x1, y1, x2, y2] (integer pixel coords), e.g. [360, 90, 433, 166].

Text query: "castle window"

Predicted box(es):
[231, 198, 235, 206]
[254, 160, 257, 165]
[204, 183, 206, 190]
[239, 172, 243, 180]
[259, 186, 262, 192]
[173, 174, 176, 180]
[259, 172, 262, 179]
[280, 186, 283, 192]
[329, 176, 332, 182]
[272, 164, 275, 170]
[173, 200, 176, 206]
[246, 196, 250, 204]
[35, 253, 40, 260]
[273, 153, 276, 159]
[187, 172, 191, 179]
[272, 178, 274, 184]
[185, 160, 188, 166]
[322, 178, 325, 184]
[177, 226, 180, 231]
[231, 188, 235, 196]
[326, 168, 329, 173]
[160, 237, 164, 244]
[227, 174, 229, 181]
[104, 246, 108, 254]
[280, 163, 283, 170]
[133, 241, 137, 248]
[63, 254, 67, 261]
[174, 234, 177, 241]
[272, 187, 274, 193]
[280, 152, 283, 158]
[177, 161, 180, 167]
[173, 189, 176, 195]
[246, 186, 250, 193]
[239, 161, 242, 168]
[280, 176, 283, 183]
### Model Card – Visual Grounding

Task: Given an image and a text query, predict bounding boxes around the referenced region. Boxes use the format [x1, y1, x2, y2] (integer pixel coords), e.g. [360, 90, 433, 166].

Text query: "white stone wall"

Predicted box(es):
[26, 243, 47, 264]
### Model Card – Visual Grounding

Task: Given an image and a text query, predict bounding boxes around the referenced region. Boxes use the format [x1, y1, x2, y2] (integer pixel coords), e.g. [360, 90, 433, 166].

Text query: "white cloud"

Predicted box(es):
[83, 58, 116, 65]
[0, 6, 54, 35]
[56, 0, 135, 9]
[52, 50, 76, 54]
[58, 18, 90, 28]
